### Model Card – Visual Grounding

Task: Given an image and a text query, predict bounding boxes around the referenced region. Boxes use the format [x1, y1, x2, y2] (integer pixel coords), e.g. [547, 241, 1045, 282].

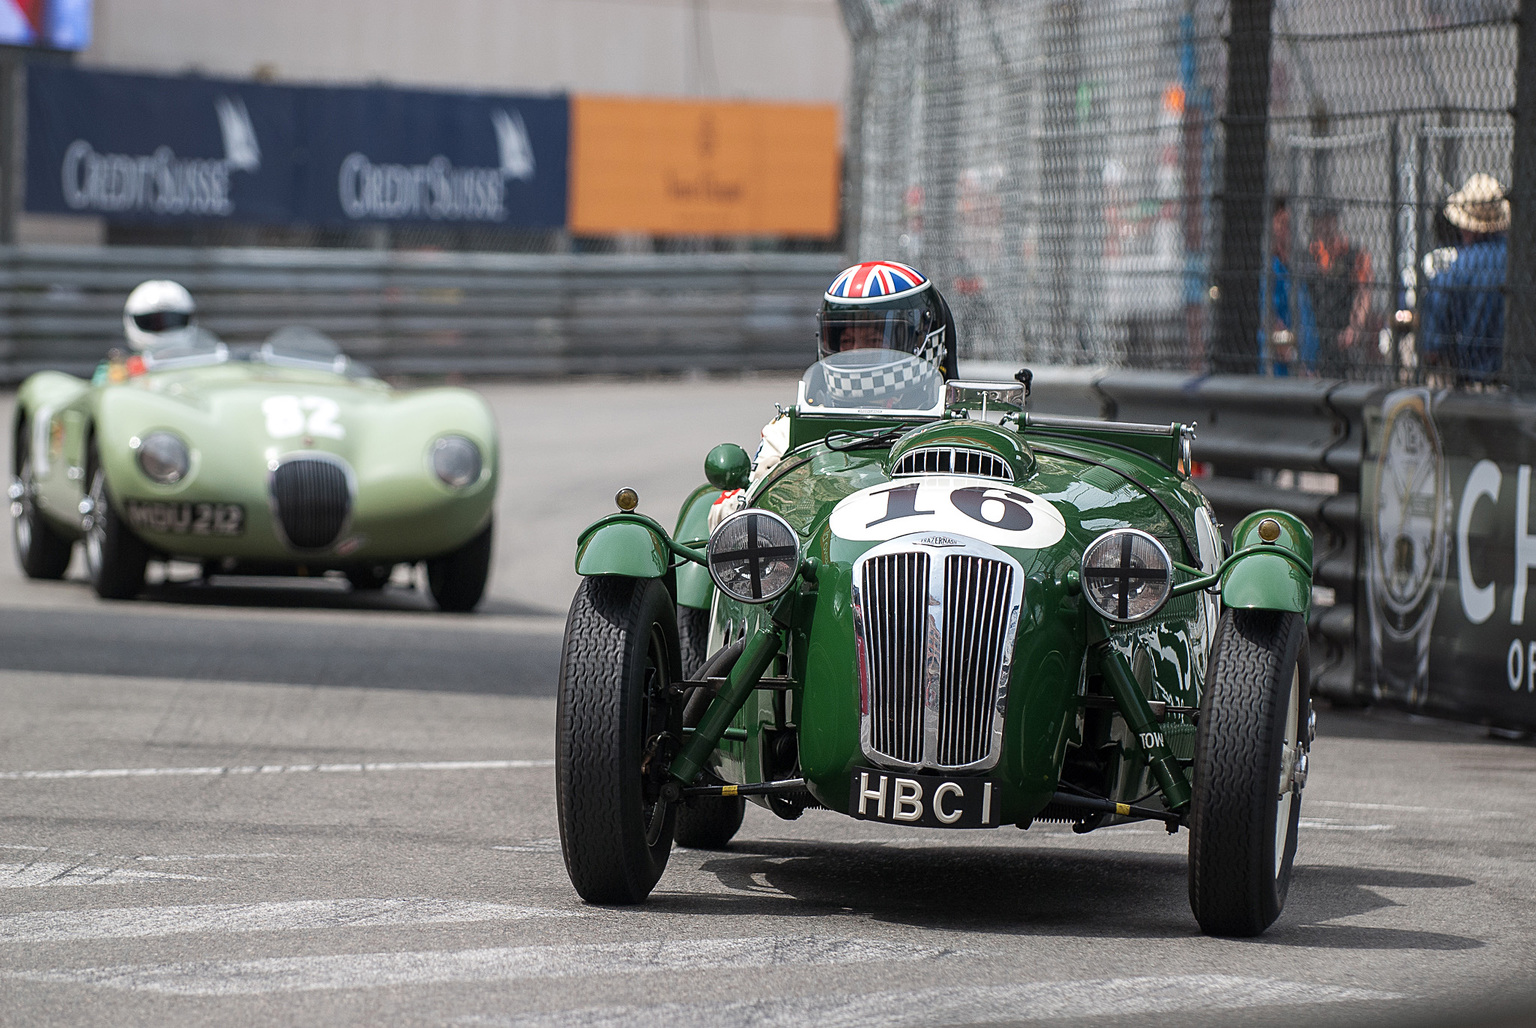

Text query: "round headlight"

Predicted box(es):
[431, 435, 482, 488]
[136, 431, 190, 484]
[707, 508, 801, 604]
[1081, 528, 1173, 623]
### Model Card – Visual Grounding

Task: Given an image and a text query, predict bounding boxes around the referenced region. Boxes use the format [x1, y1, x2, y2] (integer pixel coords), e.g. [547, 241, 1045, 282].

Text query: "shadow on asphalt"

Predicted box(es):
[1317, 705, 1533, 746]
[0, 600, 564, 694]
[655, 837, 1483, 951]
[136, 576, 561, 618]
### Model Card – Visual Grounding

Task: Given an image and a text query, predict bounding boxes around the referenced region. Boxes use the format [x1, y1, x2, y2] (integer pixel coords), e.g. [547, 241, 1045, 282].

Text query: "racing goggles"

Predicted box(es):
[818, 307, 939, 358]
[132, 311, 194, 333]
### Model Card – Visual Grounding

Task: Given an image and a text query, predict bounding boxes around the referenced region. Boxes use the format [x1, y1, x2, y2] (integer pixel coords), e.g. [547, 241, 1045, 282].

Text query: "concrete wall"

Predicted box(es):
[77, 0, 848, 104]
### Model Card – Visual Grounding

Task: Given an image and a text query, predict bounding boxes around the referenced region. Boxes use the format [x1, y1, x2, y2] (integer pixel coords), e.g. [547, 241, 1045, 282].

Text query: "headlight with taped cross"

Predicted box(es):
[1081, 527, 1173, 623]
[707, 508, 801, 603]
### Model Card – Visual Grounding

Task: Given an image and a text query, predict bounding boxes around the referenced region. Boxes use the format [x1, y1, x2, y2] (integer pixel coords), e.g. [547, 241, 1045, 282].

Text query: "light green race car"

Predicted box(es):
[9, 327, 498, 610]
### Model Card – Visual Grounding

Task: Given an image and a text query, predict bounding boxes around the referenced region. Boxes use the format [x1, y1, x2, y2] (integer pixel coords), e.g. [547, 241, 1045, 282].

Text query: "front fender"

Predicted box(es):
[575, 514, 672, 579]
[673, 483, 719, 610]
[1220, 509, 1313, 613]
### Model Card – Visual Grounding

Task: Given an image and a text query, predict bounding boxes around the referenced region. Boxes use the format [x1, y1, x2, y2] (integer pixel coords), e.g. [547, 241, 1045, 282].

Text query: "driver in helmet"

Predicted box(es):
[815, 260, 958, 376]
[710, 260, 957, 528]
[123, 280, 198, 352]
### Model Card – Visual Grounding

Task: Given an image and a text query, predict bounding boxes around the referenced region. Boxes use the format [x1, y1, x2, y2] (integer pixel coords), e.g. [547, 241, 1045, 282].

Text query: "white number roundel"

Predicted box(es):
[828, 475, 1066, 549]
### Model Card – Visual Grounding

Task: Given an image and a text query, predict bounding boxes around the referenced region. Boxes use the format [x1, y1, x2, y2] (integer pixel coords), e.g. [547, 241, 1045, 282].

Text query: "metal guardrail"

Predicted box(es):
[0, 246, 847, 382]
[1096, 372, 1373, 705]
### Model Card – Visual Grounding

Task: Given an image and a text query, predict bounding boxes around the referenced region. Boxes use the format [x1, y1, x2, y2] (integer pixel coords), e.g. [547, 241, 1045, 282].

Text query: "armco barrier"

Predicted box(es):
[0, 246, 846, 382]
[1095, 372, 1374, 707]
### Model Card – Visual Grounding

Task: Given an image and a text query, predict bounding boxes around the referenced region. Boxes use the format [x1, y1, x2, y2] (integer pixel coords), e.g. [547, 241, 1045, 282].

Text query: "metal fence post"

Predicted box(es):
[1211, 0, 1275, 374]
[1507, 0, 1536, 386]
[0, 53, 23, 245]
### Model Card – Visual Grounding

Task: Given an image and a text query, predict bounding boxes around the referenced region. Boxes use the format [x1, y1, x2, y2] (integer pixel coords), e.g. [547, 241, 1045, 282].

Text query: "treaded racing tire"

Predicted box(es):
[12, 424, 73, 580]
[673, 639, 747, 850]
[676, 605, 710, 679]
[1189, 608, 1310, 937]
[84, 445, 148, 600]
[426, 522, 492, 612]
[556, 575, 683, 903]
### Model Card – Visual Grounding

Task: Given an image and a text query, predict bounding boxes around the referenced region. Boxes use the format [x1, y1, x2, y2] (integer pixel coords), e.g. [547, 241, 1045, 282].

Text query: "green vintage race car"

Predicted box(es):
[9, 327, 497, 610]
[557, 348, 1316, 937]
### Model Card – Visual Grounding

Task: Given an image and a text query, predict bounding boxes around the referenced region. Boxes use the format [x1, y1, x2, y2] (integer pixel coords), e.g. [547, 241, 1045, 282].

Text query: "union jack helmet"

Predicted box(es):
[817, 260, 957, 379]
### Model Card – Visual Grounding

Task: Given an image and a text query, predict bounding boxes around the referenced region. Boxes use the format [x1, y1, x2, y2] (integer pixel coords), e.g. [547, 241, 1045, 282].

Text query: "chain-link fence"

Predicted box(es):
[841, 0, 1525, 388]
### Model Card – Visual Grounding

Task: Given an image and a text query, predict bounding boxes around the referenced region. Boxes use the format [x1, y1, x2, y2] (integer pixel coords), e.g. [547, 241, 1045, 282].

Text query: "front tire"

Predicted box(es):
[12, 424, 73, 580]
[83, 448, 148, 601]
[676, 605, 710, 678]
[556, 576, 683, 903]
[1189, 609, 1310, 937]
[426, 523, 492, 612]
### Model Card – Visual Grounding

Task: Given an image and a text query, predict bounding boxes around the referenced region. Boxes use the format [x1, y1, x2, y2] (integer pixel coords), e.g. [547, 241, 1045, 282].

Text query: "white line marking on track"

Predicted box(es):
[0, 862, 209, 889]
[0, 898, 583, 943]
[133, 853, 288, 862]
[0, 845, 287, 863]
[491, 839, 561, 853]
[0, 759, 554, 781]
[453, 975, 1408, 1028]
[1309, 799, 1516, 819]
[8, 937, 950, 996]
[1298, 818, 1394, 832]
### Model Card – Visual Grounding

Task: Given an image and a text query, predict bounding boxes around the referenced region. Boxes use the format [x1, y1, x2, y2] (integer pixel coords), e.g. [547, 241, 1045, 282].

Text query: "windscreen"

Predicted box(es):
[798, 349, 944, 413]
[141, 326, 227, 368]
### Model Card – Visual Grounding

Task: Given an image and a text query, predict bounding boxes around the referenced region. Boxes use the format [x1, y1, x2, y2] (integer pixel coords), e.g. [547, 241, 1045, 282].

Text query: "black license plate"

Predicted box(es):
[848, 767, 1000, 828]
[124, 500, 245, 537]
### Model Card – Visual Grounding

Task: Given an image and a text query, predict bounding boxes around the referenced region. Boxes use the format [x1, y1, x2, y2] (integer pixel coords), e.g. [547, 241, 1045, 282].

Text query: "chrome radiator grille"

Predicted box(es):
[855, 537, 1023, 772]
[859, 551, 932, 765]
[937, 555, 1016, 766]
[271, 456, 351, 550]
[891, 446, 1011, 480]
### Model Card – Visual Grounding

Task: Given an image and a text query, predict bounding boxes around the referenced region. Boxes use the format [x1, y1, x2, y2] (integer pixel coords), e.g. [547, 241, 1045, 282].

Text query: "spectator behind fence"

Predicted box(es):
[1307, 205, 1374, 377]
[1421, 173, 1508, 385]
[1266, 196, 1318, 375]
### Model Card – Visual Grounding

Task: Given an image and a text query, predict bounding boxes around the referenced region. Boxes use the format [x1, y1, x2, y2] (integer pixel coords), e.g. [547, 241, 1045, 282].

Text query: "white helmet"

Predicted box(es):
[123, 280, 196, 351]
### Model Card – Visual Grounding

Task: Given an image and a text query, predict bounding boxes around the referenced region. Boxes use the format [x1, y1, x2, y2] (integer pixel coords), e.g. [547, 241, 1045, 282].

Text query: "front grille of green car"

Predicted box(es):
[270, 456, 352, 550]
[855, 538, 1023, 772]
[859, 550, 930, 765]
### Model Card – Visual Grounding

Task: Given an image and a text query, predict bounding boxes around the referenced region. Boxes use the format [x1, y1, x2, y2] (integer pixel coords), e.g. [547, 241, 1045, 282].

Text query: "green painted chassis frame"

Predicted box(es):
[574, 399, 1313, 831]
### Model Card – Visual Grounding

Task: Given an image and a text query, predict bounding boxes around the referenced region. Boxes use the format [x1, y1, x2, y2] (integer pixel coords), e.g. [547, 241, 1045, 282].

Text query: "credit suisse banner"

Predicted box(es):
[27, 65, 568, 228]
[569, 96, 840, 237]
[1361, 388, 1536, 731]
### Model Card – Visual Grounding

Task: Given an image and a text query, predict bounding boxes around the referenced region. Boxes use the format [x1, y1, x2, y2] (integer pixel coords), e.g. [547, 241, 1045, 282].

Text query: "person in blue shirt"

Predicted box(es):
[1420, 173, 1508, 386]
[1266, 197, 1319, 375]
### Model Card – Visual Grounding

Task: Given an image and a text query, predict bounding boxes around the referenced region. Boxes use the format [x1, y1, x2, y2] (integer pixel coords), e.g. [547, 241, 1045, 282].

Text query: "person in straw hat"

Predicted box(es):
[1420, 172, 1509, 385]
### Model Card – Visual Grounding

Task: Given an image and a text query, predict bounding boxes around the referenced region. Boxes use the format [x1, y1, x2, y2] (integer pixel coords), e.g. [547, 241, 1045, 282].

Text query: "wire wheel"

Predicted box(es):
[82, 447, 148, 600]
[11, 424, 73, 580]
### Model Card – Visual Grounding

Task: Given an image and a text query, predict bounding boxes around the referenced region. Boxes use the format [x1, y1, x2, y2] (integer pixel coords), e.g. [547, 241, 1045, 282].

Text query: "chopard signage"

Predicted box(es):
[1361, 387, 1536, 731]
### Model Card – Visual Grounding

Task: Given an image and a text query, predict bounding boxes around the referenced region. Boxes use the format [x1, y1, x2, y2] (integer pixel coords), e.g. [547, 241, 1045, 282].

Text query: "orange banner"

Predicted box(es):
[569, 95, 840, 237]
